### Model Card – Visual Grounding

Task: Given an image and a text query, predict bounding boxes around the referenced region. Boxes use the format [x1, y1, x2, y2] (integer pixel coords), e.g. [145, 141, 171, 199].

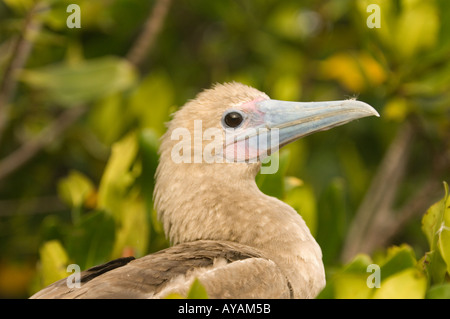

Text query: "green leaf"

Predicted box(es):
[438, 184, 450, 275]
[271, 74, 301, 101]
[426, 284, 450, 299]
[356, 0, 394, 46]
[138, 129, 160, 200]
[284, 181, 317, 236]
[377, 245, 417, 281]
[342, 254, 373, 273]
[65, 210, 115, 270]
[317, 254, 373, 299]
[128, 71, 174, 135]
[38, 240, 69, 287]
[316, 178, 347, 265]
[393, 0, 440, 59]
[333, 273, 374, 299]
[372, 268, 427, 299]
[88, 93, 129, 146]
[422, 182, 448, 248]
[337, 141, 370, 202]
[403, 62, 450, 96]
[187, 279, 209, 299]
[96, 132, 149, 259]
[256, 150, 290, 199]
[267, 3, 307, 40]
[98, 132, 139, 215]
[421, 182, 449, 284]
[318, 52, 386, 92]
[164, 293, 185, 299]
[111, 191, 149, 259]
[3, 0, 35, 13]
[44, 0, 114, 30]
[20, 56, 137, 106]
[383, 97, 410, 122]
[163, 278, 209, 299]
[357, 0, 440, 60]
[318, 247, 428, 299]
[420, 251, 448, 287]
[138, 129, 170, 252]
[57, 170, 95, 208]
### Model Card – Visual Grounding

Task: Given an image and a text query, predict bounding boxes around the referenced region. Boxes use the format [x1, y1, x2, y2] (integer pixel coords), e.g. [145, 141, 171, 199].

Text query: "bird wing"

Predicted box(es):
[30, 240, 292, 299]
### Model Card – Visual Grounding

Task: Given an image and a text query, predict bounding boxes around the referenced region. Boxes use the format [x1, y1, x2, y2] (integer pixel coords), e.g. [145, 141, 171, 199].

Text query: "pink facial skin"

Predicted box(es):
[239, 97, 267, 126]
[222, 97, 270, 162]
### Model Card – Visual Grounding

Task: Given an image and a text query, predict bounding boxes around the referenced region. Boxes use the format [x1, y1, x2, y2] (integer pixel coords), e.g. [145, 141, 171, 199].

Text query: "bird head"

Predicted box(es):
[154, 82, 379, 246]
[159, 82, 379, 171]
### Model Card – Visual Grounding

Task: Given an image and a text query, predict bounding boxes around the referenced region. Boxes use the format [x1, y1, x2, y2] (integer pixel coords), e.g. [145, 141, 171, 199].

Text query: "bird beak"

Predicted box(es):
[223, 99, 379, 162]
[256, 99, 379, 149]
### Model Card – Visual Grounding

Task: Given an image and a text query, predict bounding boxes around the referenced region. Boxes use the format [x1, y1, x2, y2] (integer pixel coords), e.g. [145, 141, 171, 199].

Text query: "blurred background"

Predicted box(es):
[0, 0, 449, 298]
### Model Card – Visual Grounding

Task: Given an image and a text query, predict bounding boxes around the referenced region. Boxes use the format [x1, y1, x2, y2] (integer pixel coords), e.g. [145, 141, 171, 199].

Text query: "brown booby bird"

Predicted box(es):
[31, 82, 378, 299]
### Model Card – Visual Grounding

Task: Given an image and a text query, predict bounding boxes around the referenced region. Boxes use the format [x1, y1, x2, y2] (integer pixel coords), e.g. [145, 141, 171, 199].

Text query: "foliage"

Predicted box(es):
[319, 182, 450, 298]
[0, 0, 449, 298]
[165, 279, 209, 299]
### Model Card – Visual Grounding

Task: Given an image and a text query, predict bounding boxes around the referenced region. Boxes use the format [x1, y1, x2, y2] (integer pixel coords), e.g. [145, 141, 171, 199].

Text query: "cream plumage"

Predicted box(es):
[31, 82, 378, 299]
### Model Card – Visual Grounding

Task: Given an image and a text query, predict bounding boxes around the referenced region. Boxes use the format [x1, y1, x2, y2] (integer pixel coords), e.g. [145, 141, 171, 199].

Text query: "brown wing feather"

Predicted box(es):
[30, 240, 289, 299]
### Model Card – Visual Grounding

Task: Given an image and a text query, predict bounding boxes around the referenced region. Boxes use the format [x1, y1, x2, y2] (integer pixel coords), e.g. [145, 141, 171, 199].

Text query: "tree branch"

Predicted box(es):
[0, 2, 47, 141]
[0, 106, 87, 180]
[341, 121, 450, 262]
[340, 122, 415, 262]
[126, 0, 172, 68]
[364, 145, 450, 251]
[0, 0, 172, 182]
[0, 196, 65, 217]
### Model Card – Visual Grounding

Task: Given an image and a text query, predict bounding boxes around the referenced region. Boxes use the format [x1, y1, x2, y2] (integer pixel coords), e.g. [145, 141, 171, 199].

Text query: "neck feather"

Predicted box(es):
[154, 157, 326, 298]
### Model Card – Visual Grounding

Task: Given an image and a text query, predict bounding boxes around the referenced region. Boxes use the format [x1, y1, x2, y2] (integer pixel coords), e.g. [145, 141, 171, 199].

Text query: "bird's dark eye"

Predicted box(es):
[223, 111, 244, 128]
